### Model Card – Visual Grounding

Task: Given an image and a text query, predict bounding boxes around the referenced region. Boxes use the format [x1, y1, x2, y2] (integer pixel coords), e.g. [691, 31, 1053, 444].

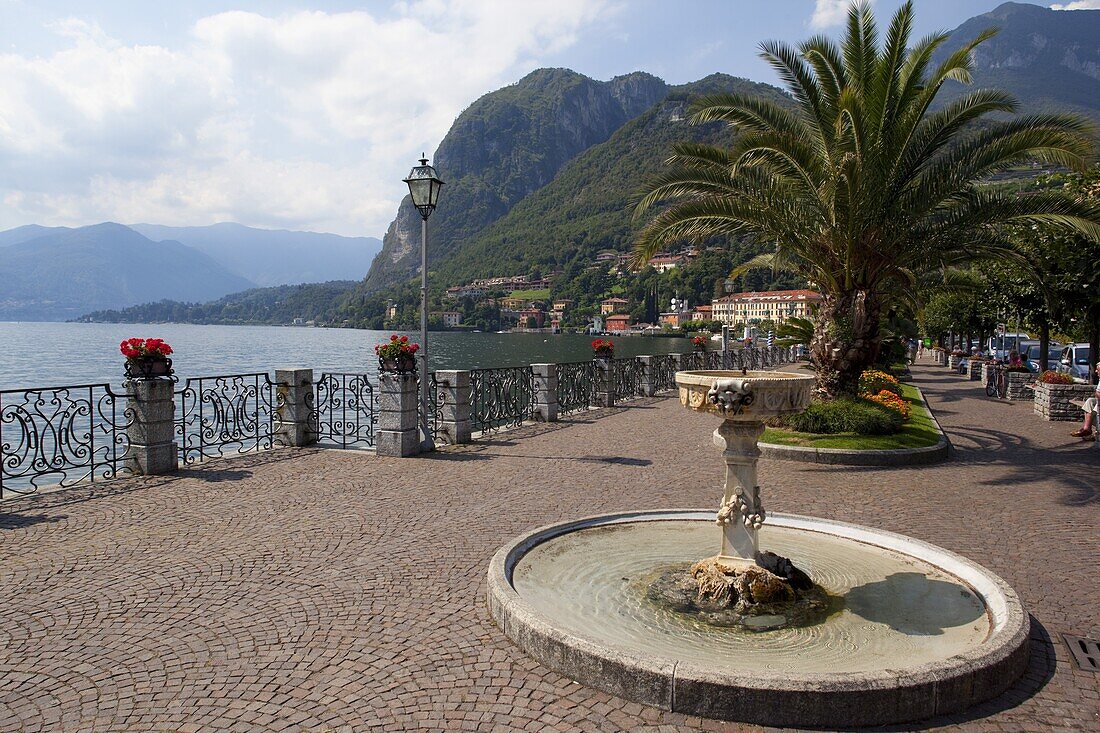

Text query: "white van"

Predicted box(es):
[1059, 344, 1094, 380]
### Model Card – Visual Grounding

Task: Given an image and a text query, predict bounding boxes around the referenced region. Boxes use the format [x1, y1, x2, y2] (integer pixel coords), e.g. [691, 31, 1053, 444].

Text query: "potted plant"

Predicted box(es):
[375, 334, 419, 372]
[592, 338, 615, 361]
[691, 335, 708, 352]
[121, 337, 174, 379]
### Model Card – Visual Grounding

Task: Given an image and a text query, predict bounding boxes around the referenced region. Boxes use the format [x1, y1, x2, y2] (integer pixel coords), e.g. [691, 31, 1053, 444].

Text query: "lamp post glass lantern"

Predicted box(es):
[404, 154, 444, 450]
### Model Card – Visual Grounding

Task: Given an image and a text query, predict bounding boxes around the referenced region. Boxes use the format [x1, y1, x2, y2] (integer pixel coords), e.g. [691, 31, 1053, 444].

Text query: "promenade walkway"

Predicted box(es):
[1, 359, 1097, 731]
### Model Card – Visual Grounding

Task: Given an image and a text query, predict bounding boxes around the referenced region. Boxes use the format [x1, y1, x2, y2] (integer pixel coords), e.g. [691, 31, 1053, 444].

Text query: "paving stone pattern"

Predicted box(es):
[1, 360, 1097, 732]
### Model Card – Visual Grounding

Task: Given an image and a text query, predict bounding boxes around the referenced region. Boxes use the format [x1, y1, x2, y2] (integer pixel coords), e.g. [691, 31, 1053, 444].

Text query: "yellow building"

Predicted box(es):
[711, 289, 821, 326]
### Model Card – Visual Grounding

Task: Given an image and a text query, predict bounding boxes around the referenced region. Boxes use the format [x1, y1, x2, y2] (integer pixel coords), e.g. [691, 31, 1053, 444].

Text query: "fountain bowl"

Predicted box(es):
[487, 510, 1029, 728]
[676, 370, 813, 420]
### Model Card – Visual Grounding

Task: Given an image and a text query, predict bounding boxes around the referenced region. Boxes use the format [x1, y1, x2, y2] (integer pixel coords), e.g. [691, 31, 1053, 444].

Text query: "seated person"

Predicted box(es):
[1070, 361, 1100, 440]
[1007, 350, 1023, 368]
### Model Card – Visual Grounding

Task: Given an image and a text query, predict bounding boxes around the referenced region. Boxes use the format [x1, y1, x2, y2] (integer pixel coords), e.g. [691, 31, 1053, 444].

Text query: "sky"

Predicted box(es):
[0, 0, 1096, 238]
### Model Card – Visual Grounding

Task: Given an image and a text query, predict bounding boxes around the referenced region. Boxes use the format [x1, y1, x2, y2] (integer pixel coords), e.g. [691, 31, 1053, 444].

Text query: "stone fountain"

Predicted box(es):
[487, 369, 1030, 728]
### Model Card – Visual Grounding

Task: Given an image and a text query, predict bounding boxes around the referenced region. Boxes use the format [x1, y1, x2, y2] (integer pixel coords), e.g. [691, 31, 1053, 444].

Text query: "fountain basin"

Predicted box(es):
[676, 370, 813, 420]
[487, 510, 1028, 728]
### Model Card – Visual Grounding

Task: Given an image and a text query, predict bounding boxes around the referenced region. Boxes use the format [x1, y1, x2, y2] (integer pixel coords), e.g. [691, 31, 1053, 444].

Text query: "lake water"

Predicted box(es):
[0, 322, 695, 390]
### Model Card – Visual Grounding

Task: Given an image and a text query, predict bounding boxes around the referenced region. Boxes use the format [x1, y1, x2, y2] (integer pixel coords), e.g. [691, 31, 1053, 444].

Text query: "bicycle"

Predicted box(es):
[985, 362, 1007, 399]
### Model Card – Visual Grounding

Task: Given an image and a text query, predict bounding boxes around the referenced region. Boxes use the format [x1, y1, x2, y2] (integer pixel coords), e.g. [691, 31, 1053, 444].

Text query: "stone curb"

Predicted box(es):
[486, 510, 1029, 729]
[758, 386, 950, 466]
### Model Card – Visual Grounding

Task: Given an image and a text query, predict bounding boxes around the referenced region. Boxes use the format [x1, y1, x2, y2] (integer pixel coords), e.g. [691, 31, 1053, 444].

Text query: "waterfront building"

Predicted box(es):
[692, 304, 713, 321]
[439, 311, 462, 328]
[711, 289, 821, 326]
[606, 314, 631, 332]
[600, 297, 630, 315]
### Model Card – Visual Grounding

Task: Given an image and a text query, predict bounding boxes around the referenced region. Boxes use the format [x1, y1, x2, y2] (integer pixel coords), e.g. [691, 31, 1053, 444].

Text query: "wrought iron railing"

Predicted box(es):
[651, 354, 678, 393]
[175, 373, 284, 465]
[314, 373, 375, 449]
[611, 357, 643, 401]
[1, 383, 133, 497]
[469, 366, 535, 433]
[556, 360, 599, 415]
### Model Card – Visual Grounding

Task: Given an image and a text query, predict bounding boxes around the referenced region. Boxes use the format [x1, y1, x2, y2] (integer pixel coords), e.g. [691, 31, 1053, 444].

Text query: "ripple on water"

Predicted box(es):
[512, 520, 991, 674]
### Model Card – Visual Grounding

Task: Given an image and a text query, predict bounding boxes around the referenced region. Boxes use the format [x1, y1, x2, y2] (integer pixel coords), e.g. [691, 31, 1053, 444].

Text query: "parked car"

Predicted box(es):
[1026, 344, 1064, 373]
[987, 333, 1030, 360]
[1058, 344, 1094, 380]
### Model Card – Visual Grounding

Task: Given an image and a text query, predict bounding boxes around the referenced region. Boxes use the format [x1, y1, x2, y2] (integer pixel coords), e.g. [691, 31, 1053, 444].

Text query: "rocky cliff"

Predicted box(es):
[362, 68, 668, 293]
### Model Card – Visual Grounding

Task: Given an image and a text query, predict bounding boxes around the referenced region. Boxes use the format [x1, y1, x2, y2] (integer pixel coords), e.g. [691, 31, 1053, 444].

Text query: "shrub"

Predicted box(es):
[859, 368, 901, 395]
[864, 389, 911, 419]
[782, 397, 903, 435]
[1038, 370, 1074, 385]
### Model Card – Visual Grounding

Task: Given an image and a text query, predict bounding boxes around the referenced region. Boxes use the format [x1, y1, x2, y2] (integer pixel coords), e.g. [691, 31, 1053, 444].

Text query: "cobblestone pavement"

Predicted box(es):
[1, 360, 1097, 732]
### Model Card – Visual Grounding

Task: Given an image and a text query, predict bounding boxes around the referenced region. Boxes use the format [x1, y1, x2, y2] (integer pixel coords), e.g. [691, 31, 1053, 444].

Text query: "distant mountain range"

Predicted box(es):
[0, 223, 254, 321]
[0, 222, 381, 321]
[130, 223, 381, 287]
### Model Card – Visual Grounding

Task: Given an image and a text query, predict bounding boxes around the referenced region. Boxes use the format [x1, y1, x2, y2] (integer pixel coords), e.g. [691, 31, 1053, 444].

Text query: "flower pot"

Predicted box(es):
[380, 355, 417, 373]
[125, 357, 172, 380]
[593, 353, 613, 362]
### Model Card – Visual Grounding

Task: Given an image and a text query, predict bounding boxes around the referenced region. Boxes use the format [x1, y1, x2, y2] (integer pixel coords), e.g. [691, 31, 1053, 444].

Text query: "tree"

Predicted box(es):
[633, 1, 1099, 395]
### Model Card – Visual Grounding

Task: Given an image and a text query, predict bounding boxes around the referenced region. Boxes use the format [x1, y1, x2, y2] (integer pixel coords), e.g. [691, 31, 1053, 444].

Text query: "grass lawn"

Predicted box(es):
[508, 288, 551, 300]
[761, 383, 942, 450]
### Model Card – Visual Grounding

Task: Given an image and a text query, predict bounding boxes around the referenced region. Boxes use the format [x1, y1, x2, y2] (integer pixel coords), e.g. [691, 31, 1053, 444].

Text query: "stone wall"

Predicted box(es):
[1033, 382, 1096, 421]
[1005, 371, 1032, 400]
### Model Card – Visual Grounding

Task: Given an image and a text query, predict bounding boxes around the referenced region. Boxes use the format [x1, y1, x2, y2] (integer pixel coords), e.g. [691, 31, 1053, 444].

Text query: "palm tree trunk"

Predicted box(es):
[811, 290, 881, 396]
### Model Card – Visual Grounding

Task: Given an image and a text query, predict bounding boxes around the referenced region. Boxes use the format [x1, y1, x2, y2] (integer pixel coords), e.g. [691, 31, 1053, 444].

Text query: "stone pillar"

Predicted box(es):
[274, 368, 317, 447]
[376, 372, 420, 457]
[531, 364, 559, 422]
[965, 360, 984, 381]
[594, 358, 615, 408]
[435, 370, 472, 443]
[669, 353, 688, 374]
[713, 420, 765, 566]
[637, 356, 656, 397]
[126, 379, 178, 475]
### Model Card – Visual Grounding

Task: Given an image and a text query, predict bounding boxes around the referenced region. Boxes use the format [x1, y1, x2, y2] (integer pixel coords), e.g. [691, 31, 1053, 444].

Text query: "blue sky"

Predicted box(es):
[0, 1, 1092, 237]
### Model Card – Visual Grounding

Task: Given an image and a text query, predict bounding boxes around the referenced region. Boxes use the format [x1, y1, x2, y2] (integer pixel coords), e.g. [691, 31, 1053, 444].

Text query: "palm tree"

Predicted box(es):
[633, 1, 1099, 395]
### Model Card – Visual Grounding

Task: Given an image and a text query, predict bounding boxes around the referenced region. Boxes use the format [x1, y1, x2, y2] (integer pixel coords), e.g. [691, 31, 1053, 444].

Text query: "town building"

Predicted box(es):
[692, 304, 713, 321]
[711, 289, 822, 327]
[599, 297, 630, 315]
[647, 254, 684, 272]
[517, 309, 545, 329]
[606, 314, 632, 332]
[551, 299, 573, 313]
[439, 311, 462, 328]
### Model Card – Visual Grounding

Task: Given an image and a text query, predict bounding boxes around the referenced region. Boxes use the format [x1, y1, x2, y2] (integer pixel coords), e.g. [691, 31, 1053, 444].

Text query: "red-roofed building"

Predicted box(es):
[606, 314, 632, 332]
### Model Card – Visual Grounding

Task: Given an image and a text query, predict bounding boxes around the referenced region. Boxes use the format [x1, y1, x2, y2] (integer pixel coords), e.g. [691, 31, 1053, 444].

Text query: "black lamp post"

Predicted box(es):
[404, 155, 444, 450]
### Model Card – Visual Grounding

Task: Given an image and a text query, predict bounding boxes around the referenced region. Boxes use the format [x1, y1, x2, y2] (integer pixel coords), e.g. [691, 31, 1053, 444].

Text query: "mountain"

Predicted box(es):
[0, 223, 255, 321]
[0, 224, 64, 247]
[361, 68, 669, 293]
[78, 281, 358, 326]
[936, 2, 1100, 124]
[130, 222, 382, 287]
[431, 74, 791, 287]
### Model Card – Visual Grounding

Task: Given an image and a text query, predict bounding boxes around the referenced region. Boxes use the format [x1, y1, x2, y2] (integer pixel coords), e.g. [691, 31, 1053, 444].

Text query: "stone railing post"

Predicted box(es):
[377, 372, 420, 457]
[126, 379, 178, 475]
[531, 364, 559, 422]
[595, 358, 615, 408]
[436, 370, 472, 443]
[637, 356, 656, 397]
[274, 368, 317, 447]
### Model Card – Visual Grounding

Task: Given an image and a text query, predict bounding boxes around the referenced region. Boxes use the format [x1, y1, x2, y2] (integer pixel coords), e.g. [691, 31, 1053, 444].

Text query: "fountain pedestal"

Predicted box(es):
[677, 370, 813, 573]
[712, 420, 765, 567]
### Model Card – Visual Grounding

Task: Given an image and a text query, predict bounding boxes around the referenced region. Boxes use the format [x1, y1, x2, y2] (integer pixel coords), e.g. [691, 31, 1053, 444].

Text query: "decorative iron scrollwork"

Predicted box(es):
[314, 373, 376, 449]
[556, 361, 598, 415]
[470, 366, 535, 433]
[1, 383, 133, 497]
[175, 373, 283, 465]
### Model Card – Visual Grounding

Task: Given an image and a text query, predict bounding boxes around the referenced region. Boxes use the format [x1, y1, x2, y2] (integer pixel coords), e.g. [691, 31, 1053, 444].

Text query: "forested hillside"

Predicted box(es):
[79, 281, 357, 325]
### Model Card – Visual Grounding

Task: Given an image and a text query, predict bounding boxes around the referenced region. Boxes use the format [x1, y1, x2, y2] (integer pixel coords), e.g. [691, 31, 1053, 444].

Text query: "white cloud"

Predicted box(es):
[810, 0, 877, 29]
[0, 1, 619, 236]
[1050, 1, 1100, 9]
